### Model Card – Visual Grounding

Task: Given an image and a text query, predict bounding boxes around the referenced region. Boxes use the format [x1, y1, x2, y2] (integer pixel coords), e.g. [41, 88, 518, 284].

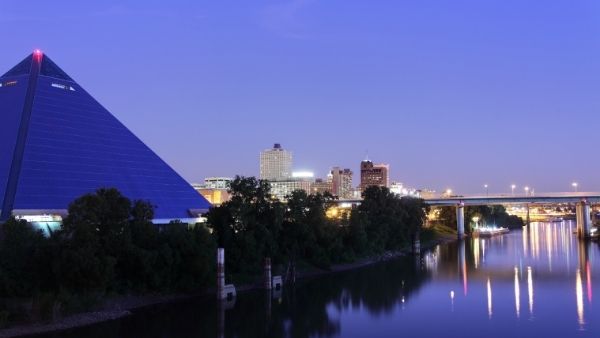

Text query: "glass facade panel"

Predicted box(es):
[0, 74, 30, 208]
[0, 54, 210, 220]
[1, 55, 32, 78]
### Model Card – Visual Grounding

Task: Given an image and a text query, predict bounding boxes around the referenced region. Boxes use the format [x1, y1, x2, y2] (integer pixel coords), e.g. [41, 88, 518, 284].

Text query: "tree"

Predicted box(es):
[398, 197, 430, 246]
[436, 204, 524, 232]
[0, 218, 49, 297]
[281, 190, 342, 268]
[349, 186, 428, 255]
[207, 176, 284, 274]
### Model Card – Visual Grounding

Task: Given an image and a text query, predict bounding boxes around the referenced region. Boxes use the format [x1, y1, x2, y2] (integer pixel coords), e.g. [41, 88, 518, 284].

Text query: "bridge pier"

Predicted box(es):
[576, 201, 592, 239]
[456, 203, 465, 238]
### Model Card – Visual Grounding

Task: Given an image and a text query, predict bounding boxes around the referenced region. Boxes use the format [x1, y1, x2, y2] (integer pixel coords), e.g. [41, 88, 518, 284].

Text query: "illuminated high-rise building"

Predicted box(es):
[359, 160, 389, 192]
[260, 143, 292, 181]
[330, 167, 353, 199]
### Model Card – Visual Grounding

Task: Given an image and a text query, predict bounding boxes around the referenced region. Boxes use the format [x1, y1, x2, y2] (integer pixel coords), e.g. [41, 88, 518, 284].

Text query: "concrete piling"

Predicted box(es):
[456, 203, 465, 238]
[217, 248, 236, 300]
[264, 258, 272, 290]
[217, 248, 225, 299]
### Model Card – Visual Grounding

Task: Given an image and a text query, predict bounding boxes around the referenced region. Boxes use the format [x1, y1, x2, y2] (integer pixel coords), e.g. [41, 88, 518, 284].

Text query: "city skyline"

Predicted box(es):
[2, 1, 600, 194]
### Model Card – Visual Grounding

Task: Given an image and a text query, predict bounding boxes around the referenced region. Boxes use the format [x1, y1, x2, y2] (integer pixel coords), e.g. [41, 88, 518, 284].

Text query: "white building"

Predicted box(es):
[260, 143, 292, 181]
[191, 177, 234, 205]
[390, 181, 421, 198]
[270, 177, 314, 201]
[201, 177, 232, 189]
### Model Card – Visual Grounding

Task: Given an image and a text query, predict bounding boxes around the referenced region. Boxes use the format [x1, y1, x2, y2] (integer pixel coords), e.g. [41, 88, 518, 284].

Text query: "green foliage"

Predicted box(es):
[209, 180, 430, 273]
[0, 188, 216, 304]
[436, 204, 524, 232]
[349, 186, 429, 256]
[0, 310, 9, 328]
[282, 190, 344, 268]
[0, 218, 49, 297]
[156, 222, 215, 291]
[0, 179, 433, 324]
[208, 176, 284, 273]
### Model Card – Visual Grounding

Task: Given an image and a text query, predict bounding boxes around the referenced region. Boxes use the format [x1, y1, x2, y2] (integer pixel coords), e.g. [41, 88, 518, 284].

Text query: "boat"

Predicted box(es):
[472, 226, 510, 238]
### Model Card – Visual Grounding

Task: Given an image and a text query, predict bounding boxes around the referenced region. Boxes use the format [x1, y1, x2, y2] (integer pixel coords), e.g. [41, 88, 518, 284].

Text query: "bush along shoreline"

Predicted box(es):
[0, 176, 433, 331]
[0, 188, 216, 329]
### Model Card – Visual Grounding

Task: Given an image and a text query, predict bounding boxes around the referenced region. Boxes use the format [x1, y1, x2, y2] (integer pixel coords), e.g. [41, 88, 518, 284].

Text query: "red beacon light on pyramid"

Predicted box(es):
[33, 49, 43, 61]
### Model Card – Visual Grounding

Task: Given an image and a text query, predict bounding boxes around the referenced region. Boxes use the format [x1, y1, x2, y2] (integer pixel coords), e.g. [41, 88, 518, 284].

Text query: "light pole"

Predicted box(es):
[484, 184, 489, 197]
[472, 216, 480, 230]
[511, 184, 516, 196]
[524, 186, 530, 196]
[572, 182, 578, 193]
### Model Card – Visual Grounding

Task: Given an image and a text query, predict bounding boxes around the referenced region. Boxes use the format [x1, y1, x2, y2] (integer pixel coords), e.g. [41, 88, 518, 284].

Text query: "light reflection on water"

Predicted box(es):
[36, 221, 600, 338]
[448, 222, 593, 327]
[514, 266, 520, 318]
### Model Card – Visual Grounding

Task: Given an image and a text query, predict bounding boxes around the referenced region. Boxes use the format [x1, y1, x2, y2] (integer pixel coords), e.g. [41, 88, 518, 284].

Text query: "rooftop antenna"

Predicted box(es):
[364, 149, 370, 162]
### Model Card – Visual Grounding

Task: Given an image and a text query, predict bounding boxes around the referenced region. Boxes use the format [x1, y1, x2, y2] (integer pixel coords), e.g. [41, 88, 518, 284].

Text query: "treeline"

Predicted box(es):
[436, 204, 524, 231]
[0, 188, 215, 312]
[208, 176, 430, 273]
[0, 176, 429, 320]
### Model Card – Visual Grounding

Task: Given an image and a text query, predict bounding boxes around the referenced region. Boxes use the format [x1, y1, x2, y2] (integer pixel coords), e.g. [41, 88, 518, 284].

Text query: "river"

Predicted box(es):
[33, 221, 600, 337]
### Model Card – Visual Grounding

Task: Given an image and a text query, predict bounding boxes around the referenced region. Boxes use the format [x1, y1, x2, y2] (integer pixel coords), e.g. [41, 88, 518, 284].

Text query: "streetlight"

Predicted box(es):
[524, 186, 530, 196]
[511, 184, 516, 196]
[572, 182, 578, 193]
[445, 189, 453, 197]
[484, 184, 489, 197]
[472, 216, 480, 229]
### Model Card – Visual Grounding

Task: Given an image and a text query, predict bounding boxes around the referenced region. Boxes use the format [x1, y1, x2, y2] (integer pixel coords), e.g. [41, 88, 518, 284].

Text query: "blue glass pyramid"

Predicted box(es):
[0, 51, 211, 221]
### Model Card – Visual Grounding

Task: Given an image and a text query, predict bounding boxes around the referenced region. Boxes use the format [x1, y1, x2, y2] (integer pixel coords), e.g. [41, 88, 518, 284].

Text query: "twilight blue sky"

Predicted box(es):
[1, 0, 599, 194]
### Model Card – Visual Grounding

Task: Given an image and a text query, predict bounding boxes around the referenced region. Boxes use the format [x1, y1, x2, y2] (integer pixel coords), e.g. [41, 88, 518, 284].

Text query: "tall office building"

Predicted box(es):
[359, 160, 390, 192]
[260, 143, 292, 181]
[330, 167, 353, 199]
[0, 51, 211, 223]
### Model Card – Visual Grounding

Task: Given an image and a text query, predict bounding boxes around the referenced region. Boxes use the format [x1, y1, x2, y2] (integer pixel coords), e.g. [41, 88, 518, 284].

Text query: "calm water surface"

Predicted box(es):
[36, 221, 600, 338]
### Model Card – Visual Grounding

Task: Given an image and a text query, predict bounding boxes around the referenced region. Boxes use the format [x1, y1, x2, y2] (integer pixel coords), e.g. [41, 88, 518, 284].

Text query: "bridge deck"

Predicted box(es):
[335, 192, 600, 206]
[425, 192, 600, 206]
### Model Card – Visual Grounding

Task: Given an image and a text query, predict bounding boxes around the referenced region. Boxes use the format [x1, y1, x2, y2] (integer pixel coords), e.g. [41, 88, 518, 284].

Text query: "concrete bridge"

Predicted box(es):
[337, 192, 600, 239]
[425, 192, 600, 239]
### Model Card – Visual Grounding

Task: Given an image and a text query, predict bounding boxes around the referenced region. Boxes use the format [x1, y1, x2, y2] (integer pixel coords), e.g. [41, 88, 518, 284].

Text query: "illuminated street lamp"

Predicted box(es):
[572, 182, 578, 192]
[511, 184, 516, 196]
[524, 186, 530, 196]
[472, 216, 480, 229]
[445, 189, 453, 197]
[484, 184, 489, 197]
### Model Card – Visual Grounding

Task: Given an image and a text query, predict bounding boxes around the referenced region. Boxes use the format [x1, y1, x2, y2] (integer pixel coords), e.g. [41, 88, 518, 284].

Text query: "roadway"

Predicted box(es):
[423, 192, 600, 206]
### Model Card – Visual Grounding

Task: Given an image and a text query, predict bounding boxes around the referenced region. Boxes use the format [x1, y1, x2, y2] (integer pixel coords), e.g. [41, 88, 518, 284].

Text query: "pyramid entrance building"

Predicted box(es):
[0, 51, 211, 224]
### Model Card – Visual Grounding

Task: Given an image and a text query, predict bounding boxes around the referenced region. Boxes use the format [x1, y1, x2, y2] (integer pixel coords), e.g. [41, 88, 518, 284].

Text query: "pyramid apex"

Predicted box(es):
[0, 51, 211, 221]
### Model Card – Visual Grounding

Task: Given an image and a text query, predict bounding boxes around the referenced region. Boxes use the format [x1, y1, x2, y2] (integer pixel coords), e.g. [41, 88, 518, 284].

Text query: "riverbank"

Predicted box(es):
[0, 232, 456, 338]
